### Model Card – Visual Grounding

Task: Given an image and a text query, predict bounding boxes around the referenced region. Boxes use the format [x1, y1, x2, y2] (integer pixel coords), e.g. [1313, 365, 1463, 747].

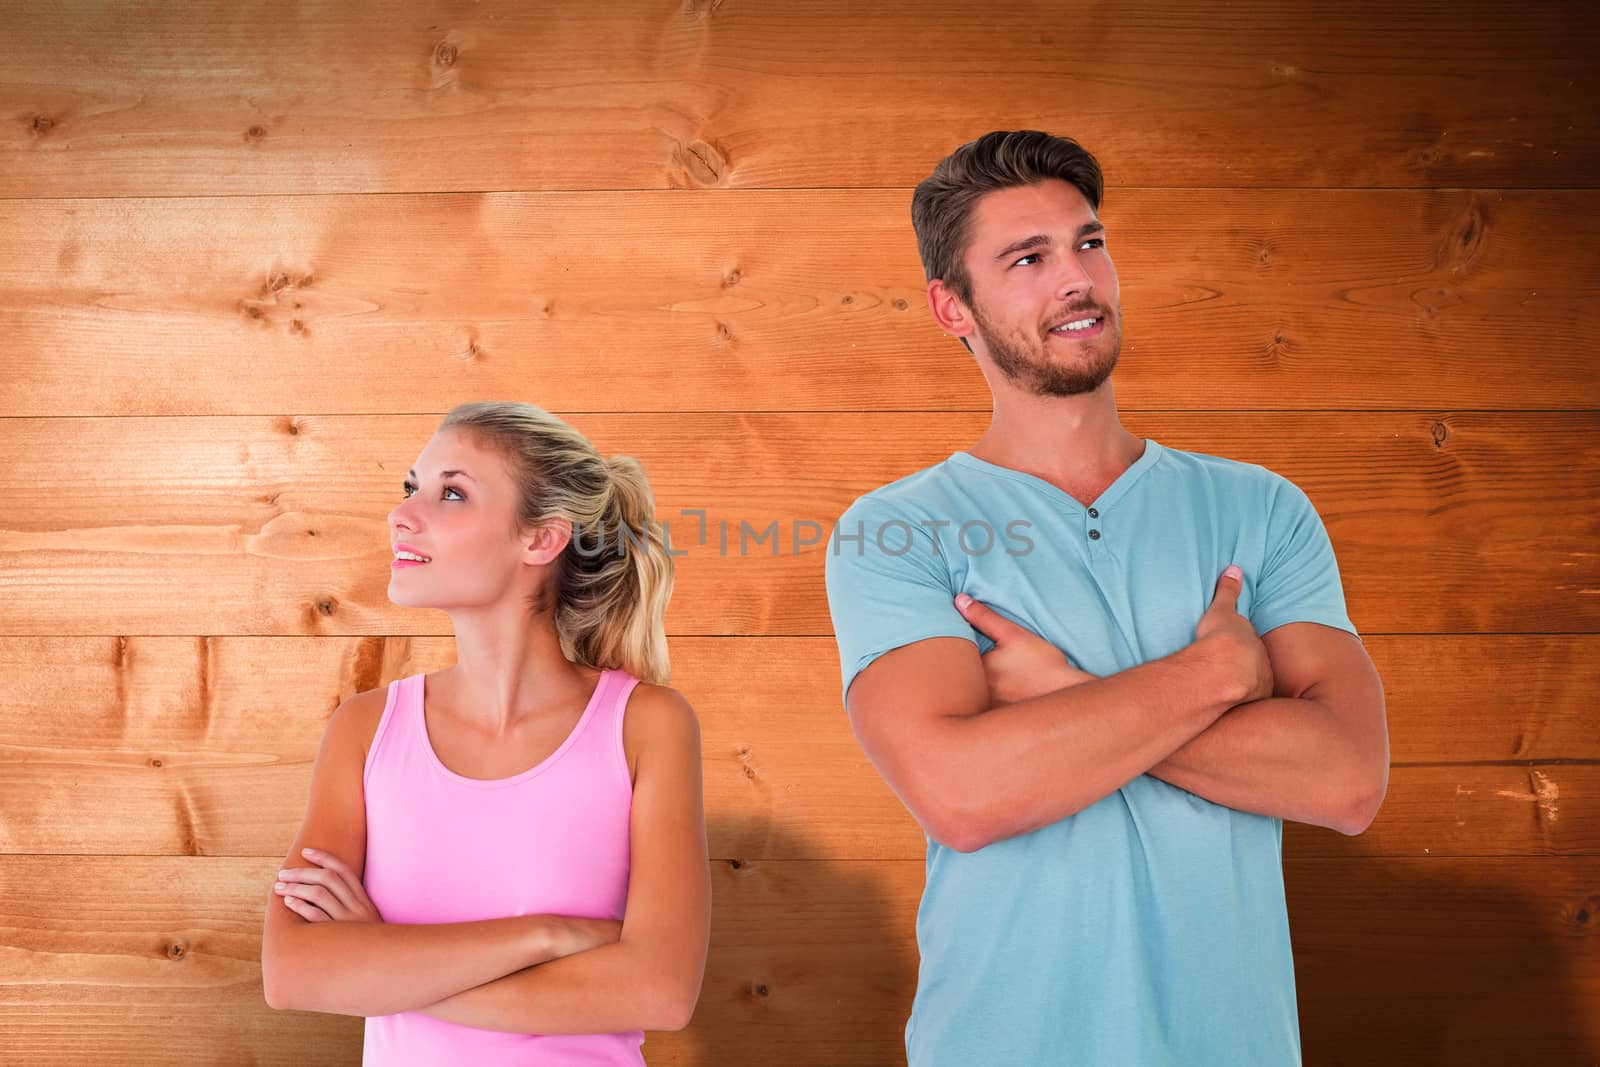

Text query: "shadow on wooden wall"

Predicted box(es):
[1291, 851, 1597, 1065]
[666, 818, 919, 1065]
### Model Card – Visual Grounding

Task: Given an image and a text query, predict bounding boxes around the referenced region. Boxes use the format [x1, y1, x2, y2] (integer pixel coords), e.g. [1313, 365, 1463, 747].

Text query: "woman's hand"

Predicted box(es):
[273, 847, 384, 924]
[955, 593, 1097, 706]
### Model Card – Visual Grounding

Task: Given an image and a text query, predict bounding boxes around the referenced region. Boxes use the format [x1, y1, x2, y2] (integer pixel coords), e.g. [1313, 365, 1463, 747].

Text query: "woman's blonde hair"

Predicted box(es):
[439, 401, 674, 684]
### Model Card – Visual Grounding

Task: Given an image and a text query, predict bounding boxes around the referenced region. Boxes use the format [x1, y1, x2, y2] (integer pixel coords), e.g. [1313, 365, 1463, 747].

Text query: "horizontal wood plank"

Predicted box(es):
[2, 2, 1594, 196]
[2, 190, 1595, 415]
[2, 637, 1595, 860]
[0, 413, 1595, 636]
[0, 855, 1593, 1065]
[5, 2, 1595, 1063]
[1284, 856, 1599, 1066]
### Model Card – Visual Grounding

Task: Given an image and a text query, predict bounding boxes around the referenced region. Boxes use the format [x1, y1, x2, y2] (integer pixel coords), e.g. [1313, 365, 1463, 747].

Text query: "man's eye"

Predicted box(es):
[1013, 253, 1040, 267]
[1082, 238, 1105, 249]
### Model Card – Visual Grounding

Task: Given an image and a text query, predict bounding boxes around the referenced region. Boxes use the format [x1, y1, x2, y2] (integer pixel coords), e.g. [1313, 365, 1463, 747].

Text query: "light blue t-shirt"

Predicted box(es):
[823, 438, 1358, 1067]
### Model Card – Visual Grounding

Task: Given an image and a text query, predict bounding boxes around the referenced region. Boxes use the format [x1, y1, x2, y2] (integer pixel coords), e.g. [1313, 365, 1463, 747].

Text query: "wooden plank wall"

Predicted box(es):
[1, 1, 1596, 1063]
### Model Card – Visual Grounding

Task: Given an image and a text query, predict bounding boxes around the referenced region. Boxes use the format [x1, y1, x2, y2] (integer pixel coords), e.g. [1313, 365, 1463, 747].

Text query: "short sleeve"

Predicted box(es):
[1249, 477, 1360, 641]
[824, 494, 981, 706]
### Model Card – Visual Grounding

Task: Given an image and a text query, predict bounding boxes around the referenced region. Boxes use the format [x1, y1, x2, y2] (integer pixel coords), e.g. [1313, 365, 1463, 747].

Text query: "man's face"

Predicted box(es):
[958, 179, 1122, 397]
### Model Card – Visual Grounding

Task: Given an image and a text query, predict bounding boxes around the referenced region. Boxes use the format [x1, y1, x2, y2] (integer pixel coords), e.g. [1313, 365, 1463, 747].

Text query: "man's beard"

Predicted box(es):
[970, 298, 1121, 397]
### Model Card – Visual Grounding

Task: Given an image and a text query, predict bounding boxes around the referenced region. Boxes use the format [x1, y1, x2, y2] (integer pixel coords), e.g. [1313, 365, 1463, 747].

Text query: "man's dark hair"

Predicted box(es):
[911, 131, 1104, 350]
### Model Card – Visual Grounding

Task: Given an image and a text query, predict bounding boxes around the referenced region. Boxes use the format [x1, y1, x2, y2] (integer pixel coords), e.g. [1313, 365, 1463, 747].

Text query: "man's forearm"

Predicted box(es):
[924, 645, 1246, 850]
[1147, 696, 1373, 833]
[264, 914, 551, 1017]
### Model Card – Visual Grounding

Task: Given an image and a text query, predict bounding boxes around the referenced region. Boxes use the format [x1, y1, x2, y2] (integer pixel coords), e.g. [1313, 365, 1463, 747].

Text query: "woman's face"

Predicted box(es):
[386, 428, 544, 611]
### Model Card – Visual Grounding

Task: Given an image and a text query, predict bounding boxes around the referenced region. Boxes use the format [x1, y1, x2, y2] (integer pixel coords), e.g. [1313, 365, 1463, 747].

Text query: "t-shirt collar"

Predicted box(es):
[947, 438, 1165, 515]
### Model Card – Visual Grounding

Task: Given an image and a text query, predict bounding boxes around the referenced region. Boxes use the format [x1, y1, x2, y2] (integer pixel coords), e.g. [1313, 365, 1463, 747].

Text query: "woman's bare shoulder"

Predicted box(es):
[326, 679, 395, 765]
[621, 680, 701, 777]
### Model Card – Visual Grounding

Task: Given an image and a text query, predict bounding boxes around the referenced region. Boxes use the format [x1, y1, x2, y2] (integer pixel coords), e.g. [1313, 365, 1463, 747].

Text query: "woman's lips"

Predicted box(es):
[392, 559, 429, 569]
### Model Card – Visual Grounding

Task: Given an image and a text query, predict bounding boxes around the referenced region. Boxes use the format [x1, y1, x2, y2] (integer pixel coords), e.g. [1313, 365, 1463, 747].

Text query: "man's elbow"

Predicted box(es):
[919, 787, 1021, 854]
[1333, 770, 1388, 837]
[926, 819, 985, 854]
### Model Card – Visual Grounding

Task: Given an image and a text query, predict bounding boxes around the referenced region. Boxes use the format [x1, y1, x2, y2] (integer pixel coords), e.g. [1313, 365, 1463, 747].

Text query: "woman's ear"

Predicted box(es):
[523, 516, 574, 565]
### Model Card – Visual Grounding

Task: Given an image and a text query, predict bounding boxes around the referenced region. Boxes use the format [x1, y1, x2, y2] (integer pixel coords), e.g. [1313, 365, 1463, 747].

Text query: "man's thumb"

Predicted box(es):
[1210, 564, 1244, 608]
[955, 592, 1014, 641]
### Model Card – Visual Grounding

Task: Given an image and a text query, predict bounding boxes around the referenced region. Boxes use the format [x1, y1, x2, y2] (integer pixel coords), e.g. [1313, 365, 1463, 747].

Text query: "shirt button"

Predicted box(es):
[1089, 529, 1101, 540]
[1088, 508, 1099, 518]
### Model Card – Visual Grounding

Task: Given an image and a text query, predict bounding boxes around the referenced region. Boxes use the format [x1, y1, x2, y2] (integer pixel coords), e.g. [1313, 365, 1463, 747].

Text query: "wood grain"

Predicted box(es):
[2, 1, 1594, 196]
[3, 1, 1595, 1062]
[1, 190, 1594, 416]
[2, 637, 1595, 860]
[1, 855, 1593, 1065]
[0, 413, 1594, 636]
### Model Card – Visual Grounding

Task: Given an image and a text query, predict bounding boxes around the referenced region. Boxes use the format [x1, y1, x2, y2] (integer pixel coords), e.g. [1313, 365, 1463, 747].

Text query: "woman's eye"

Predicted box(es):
[401, 482, 463, 500]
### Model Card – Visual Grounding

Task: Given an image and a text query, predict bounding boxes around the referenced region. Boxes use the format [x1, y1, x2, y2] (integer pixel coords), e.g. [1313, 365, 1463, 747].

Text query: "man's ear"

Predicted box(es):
[927, 279, 977, 349]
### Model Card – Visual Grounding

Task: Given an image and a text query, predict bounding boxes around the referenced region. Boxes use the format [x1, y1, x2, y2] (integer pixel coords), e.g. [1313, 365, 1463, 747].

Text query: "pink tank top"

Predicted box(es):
[360, 666, 644, 1065]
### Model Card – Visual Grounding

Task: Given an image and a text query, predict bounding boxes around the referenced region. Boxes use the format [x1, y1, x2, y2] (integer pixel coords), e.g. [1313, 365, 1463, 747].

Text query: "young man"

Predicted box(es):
[824, 130, 1389, 1065]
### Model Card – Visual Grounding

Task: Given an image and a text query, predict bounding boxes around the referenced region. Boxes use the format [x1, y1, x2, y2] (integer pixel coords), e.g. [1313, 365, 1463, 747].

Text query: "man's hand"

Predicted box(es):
[954, 593, 1096, 706]
[955, 564, 1273, 712]
[1193, 565, 1275, 704]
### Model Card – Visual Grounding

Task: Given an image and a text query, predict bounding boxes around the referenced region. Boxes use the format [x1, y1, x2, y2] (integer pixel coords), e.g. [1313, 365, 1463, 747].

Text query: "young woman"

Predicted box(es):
[261, 400, 711, 1064]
